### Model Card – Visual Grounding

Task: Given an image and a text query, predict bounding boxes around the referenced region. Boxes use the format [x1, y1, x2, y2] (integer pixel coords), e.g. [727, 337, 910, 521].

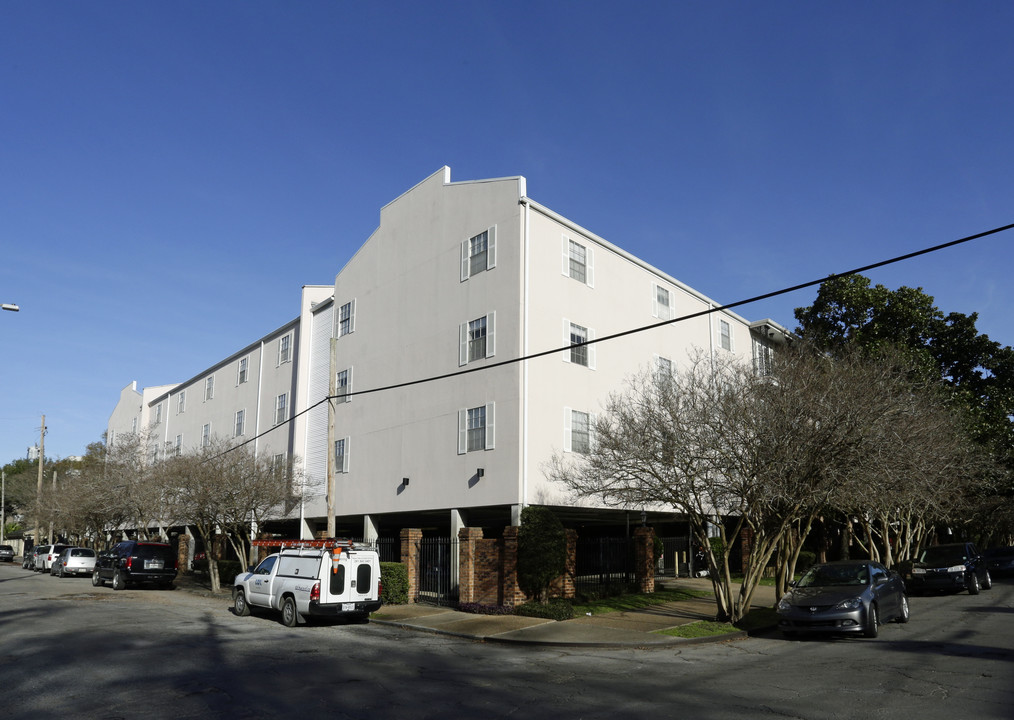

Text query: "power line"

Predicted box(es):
[215, 221, 1014, 457]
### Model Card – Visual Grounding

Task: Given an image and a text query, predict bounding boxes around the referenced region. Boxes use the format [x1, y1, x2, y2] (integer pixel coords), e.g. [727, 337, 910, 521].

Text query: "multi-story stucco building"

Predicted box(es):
[108, 167, 789, 544]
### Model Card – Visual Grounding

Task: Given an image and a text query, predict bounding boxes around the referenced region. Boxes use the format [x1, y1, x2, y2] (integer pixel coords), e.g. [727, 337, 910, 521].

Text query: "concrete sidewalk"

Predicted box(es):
[371, 578, 771, 647]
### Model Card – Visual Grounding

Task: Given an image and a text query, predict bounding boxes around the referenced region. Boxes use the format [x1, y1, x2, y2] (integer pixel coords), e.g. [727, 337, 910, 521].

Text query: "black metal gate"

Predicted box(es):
[655, 536, 691, 578]
[416, 537, 458, 607]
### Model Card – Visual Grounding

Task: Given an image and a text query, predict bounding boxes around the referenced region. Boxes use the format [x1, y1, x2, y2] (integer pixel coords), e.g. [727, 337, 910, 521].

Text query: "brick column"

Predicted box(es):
[634, 526, 656, 593]
[550, 529, 578, 599]
[502, 525, 524, 606]
[400, 528, 422, 604]
[176, 533, 190, 572]
[457, 527, 483, 604]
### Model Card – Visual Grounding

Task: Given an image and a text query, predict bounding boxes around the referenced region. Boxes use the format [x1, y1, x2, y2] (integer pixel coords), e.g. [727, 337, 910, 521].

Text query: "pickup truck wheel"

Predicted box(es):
[281, 596, 299, 627]
[234, 590, 251, 617]
[112, 569, 126, 591]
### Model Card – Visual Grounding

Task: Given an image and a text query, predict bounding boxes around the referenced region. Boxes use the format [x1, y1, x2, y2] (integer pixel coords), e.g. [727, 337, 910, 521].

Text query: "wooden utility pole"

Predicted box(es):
[35, 414, 44, 546]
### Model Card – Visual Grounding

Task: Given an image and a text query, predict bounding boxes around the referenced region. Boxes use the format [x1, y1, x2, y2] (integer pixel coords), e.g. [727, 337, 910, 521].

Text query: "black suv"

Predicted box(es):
[93, 541, 178, 590]
[905, 542, 992, 595]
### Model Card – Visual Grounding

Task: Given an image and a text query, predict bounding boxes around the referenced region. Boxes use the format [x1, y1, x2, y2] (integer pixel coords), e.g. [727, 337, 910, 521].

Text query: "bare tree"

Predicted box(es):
[548, 344, 979, 622]
[103, 429, 173, 541]
[168, 437, 299, 593]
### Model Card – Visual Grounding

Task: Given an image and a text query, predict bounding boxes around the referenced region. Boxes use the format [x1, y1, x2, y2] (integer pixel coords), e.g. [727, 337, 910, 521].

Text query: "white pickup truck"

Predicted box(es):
[232, 540, 383, 627]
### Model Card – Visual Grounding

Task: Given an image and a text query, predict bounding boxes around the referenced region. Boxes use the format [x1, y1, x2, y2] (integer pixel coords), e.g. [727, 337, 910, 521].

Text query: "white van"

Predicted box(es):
[233, 540, 383, 627]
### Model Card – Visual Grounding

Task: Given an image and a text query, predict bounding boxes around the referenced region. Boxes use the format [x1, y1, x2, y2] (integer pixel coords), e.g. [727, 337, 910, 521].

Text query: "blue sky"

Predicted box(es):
[2, 2, 1012, 463]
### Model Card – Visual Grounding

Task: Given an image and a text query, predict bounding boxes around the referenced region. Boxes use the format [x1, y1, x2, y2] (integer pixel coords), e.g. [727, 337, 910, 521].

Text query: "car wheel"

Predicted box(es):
[112, 569, 126, 591]
[234, 590, 251, 617]
[982, 571, 992, 590]
[896, 595, 910, 623]
[92, 570, 103, 587]
[864, 604, 879, 639]
[968, 572, 981, 595]
[281, 596, 300, 628]
[57, 566, 64, 579]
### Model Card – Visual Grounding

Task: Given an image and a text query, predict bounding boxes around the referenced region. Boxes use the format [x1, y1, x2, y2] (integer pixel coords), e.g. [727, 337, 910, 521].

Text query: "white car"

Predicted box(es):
[52, 547, 97, 578]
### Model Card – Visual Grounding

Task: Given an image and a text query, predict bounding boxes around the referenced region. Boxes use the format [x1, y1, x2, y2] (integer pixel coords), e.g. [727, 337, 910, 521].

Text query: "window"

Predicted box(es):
[150, 444, 159, 465]
[336, 368, 352, 403]
[458, 403, 495, 454]
[238, 357, 249, 385]
[655, 355, 673, 383]
[205, 375, 215, 401]
[568, 410, 592, 454]
[272, 453, 287, 479]
[234, 409, 245, 437]
[131, 418, 137, 433]
[459, 312, 495, 366]
[278, 333, 292, 365]
[338, 300, 356, 336]
[719, 319, 732, 351]
[563, 320, 596, 369]
[334, 437, 349, 473]
[753, 338, 773, 376]
[177, 391, 186, 414]
[469, 230, 488, 277]
[562, 236, 594, 287]
[653, 284, 672, 320]
[460, 226, 497, 281]
[154, 402, 163, 425]
[275, 393, 288, 425]
[174, 434, 182, 457]
[202, 423, 211, 448]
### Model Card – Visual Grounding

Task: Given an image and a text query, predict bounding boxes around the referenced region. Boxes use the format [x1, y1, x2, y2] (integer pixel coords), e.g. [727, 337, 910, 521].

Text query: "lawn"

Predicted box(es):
[571, 587, 712, 616]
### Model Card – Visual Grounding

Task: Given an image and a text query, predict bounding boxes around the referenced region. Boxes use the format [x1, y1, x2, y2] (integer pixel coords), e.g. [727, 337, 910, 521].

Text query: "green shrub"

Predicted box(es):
[380, 562, 408, 605]
[516, 598, 574, 621]
[518, 506, 567, 603]
[216, 560, 244, 585]
[796, 551, 816, 572]
[191, 558, 243, 584]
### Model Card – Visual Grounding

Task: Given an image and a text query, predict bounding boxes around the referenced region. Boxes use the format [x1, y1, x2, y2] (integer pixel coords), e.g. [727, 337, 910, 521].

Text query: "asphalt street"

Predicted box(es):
[1, 562, 1012, 720]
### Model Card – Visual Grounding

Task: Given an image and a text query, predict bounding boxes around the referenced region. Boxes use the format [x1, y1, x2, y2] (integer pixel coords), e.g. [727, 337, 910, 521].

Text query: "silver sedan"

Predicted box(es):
[52, 548, 97, 578]
[777, 560, 910, 639]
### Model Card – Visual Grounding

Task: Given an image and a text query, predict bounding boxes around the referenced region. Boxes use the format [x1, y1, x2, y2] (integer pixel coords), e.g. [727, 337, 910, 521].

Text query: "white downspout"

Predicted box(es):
[522, 198, 531, 508]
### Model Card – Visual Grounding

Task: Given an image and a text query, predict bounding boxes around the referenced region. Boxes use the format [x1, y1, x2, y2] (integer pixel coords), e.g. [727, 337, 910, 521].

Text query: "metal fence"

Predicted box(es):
[575, 538, 636, 595]
[655, 536, 692, 579]
[416, 537, 459, 607]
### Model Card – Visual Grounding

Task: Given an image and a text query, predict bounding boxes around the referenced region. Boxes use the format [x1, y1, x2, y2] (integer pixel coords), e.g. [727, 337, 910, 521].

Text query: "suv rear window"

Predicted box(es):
[71, 548, 95, 557]
[134, 544, 174, 561]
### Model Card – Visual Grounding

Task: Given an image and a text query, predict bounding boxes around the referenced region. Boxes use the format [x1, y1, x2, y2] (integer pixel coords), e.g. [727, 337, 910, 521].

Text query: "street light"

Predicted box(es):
[2, 303, 19, 312]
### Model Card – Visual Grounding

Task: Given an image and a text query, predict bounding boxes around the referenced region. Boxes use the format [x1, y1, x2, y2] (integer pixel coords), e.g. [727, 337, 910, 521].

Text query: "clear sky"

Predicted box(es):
[2, 2, 1012, 464]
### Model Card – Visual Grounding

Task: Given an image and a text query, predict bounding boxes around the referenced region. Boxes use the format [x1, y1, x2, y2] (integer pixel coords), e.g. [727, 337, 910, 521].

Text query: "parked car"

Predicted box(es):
[984, 546, 1014, 578]
[93, 540, 178, 590]
[905, 542, 992, 595]
[0, 545, 14, 562]
[52, 547, 97, 578]
[30, 545, 53, 572]
[39, 544, 70, 573]
[23, 546, 44, 569]
[777, 560, 909, 638]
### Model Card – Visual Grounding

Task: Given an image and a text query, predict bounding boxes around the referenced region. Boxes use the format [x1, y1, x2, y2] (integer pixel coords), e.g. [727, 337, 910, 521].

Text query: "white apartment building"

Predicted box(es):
[108, 167, 789, 543]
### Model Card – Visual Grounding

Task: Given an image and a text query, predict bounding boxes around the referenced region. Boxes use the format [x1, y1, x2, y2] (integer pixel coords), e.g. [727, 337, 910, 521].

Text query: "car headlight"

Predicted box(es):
[947, 565, 965, 573]
[834, 597, 864, 611]
[777, 597, 792, 612]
